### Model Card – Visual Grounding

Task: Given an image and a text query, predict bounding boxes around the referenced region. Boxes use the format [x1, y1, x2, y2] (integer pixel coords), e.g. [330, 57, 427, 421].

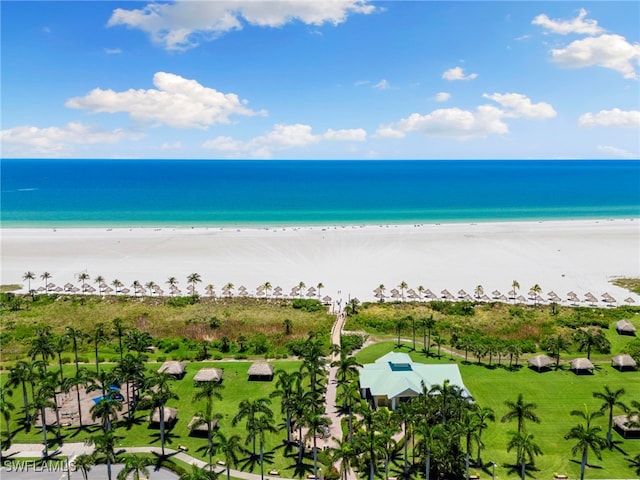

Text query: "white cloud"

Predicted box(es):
[203, 123, 366, 158]
[578, 108, 640, 128]
[104, 48, 122, 54]
[532, 8, 603, 36]
[161, 141, 182, 150]
[108, 1, 377, 51]
[596, 145, 636, 159]
[0, 122, 143, 155]
[483, 93, 556, 119]
[442, 66, 478, 81]
[376, 93, 555, 140]
[434, 92, 451, 102]
[354, 80, 370, 86]
[65, 72, 266, 129]
[550, 34, 640, 79]
[373, 79, 390, 90]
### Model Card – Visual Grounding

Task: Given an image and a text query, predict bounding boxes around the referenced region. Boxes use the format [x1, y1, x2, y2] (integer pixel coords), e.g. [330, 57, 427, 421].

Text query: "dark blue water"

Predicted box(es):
[1, 160, 638, 226]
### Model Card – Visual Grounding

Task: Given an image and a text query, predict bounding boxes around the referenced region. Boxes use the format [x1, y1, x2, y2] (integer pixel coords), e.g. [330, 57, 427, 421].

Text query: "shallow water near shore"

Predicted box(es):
[2, 159, 639, 227]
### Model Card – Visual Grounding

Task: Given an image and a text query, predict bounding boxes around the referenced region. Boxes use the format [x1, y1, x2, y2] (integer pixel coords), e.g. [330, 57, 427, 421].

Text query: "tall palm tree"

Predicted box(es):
[143, 372, 178, 457]
[0, 386, 15, 453]
[214, 431, 243, 480]
[396, 316, 408, 347]
[53, 334, 69, 383]
[474, 284, 484, 299]
[78, 272, 90, 293]
[63, 367, 92, 428]
[270, 370, 300, 444]
[193, 380, 224, 470]
[112, 353, 147, 422]
[131, 280, 141, 296]
[398, 281, 408, 302]
[421, 315, 435, 354]
[145, 281, 157, 296]
[91, 323, 109, 376]
[511, 280, 520, 303]
[112, 318, 128, 364]
[167, 277, 178, 296]
[73, 453, 93, 480]
[303, 412, 331, 480]
[65, 326, 87, 375]
[91, 394, 123, 433]
[224, 282, 234, 297]
[502, 393, 540, 435]
[530, 284, 542, 305]
[250, 414, 277, 480]
[38, 369, 64, 442]
[316, 282, 324, 299]
[261, 281, 272, 298]
[297, 281, 306, 298]
[94, 275, 105, 294]
[329, 437, 359, 480]
[31, 390, 55, 458]
[40, 272, 52, 292]
[117, 455, 152, 480]
[593, 385, 627, 449]
[28, 327, 55, 372]
[415, 421, 442, 480]
[232, 397, 273, 456]
[544, 334, 571, 369]
[23, 271, 36, 293]
[187, 273, 202, 293]
[89, 429, 119, 480]
[475, 406, 495, 465]
[111, 279, 123, 295]
[507, 431, 543, 480]
[565, 406, 606, 480]
[461, 409, 480, 480]
[7, 361, 36, 425]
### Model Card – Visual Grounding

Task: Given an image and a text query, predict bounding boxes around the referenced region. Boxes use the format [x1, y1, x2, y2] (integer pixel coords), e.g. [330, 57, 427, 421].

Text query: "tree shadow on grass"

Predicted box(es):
[147, 430, 180, 449]
[238, 449, 276, 473]
[68, 423, 100, 438]
[504, 462, 542, 479]
[569, 459, 603, 469]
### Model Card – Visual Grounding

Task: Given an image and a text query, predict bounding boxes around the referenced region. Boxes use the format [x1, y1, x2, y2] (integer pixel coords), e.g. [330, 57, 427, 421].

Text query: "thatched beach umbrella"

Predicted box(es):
[480, 294, 491, 302]
[158, 361, 186, 378]
[188, 415, 218, 433]
[457, 289, 468, 298]
[54, 286, 63, 292]
[516, 295, 527, 304]
[248, 362, 275, 381]
[570, 358, 594, 373]
[64, 282, 74, 291]
[322, 295, 332, 304]
[492, 290, 502, 299]
[616, 320, 636, 335]
[424, 289, 437, 300]
[121, 287, 130, 294]
[508, 289, 517, 299]
[150, 407, 178, 426]
[625, 297, 635, 305]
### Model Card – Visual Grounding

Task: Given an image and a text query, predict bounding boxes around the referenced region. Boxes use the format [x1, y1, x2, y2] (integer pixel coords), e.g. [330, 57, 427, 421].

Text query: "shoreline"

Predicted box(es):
[2, 218, 639, 306]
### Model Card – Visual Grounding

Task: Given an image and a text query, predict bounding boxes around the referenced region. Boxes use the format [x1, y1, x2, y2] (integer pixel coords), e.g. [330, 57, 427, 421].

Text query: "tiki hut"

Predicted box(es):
[158, 361, 186, 379]
[248, 362, 275, 381]
[611, 354, 637, 371]
[528, 354, 553, 372]
[193, 368, 224, 383]
[149, 407, 178, 427]
[187, 415, 218, 437]
[570, 358, 594, 374]
[616, 320, 637, 336]
[613, 415, 640, 439]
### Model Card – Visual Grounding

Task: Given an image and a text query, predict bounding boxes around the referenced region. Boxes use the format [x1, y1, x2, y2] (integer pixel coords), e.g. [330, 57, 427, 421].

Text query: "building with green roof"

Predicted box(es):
[358, 352, 471, 410]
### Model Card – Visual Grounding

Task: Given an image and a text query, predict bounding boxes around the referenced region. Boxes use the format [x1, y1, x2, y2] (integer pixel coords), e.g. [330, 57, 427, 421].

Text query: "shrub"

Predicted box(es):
[292, 298, 324, 312]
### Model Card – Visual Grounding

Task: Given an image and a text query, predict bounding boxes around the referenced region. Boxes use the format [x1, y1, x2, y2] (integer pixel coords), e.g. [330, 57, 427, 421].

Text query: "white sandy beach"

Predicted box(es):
[1, 219, 639, 307]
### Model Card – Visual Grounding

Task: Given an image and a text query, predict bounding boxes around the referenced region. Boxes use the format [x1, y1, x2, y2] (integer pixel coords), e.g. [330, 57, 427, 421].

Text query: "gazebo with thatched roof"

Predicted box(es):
[528, 354, 553, 372]
[149, 407, 178, 427]
[570, 358, 594, 374]
[187, 415, 218, 437]
[613, 414, 640, 439]
[616, 320, 637, 336]
[193, 368, 224, 383]
[611, 354, 637, 371]
[248, 362, 275, 381]
[158, 361, 186, 379]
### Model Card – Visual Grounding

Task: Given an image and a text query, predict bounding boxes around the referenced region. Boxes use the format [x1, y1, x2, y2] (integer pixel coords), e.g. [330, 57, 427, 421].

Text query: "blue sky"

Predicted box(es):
[1, 1, 639, 159]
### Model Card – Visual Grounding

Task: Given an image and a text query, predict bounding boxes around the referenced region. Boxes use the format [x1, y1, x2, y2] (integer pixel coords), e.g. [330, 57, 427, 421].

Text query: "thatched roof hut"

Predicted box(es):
[158, 361, 186, 379]
[616, 320, 637, 335]
[149, 407, 178, 427]
[613, 415, 640, 439]
[528, 354, 553, 372]
[570, 358, 594, 374]
[248, 362, 275, 381]
[187, 415, 218, 435]
[611, 354, 637, 371]
[193, 368, 223, 383]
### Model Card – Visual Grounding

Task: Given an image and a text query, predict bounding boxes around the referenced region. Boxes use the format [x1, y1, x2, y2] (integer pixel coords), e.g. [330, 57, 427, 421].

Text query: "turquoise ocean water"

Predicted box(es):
[1, 160, 639, 227]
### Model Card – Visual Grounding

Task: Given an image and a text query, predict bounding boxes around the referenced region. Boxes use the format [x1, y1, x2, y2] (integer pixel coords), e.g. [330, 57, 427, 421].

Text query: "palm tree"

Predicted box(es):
[178, 464, 218, 480]
[565, 406, 607, 480]
[474, 284, 483, 299]
[145, 281, 157, 296]
[316, 282, 324, 299]
[53, 334, 69, 383]
[91, 323, 109, 375]
[530, 283, 542, 305]
[205, 284, 215, 297]
[297, 281, 306, 298]
[329, 437, 359, 480]
[144, 372, 178, 457]
[63, 367, 92, 427]
[91, 393, 123, 433]
[261, 281, 272, 298]
[23, 271, 36, 293]
[193, 380, 224, 470]
[28, 327, 55, 371]
[214, 431, 243, 480]
[187, 273, 202, 293]
[31, 390, 55, 458]
[421, 315, 435, 354]
[40, 272, 52, 292]
[112, 318, 128, 364]
[396, 316, 408, 347]
[250, 414, 278, 480]
[232, 397, 273, 456]
[398, 280, 408, 301]
[7, 361, 36, 425]
[111, 278, 123, 295]
[593, 385, 627, 448]
[223, 282, 234, 297]
[544, 334, 571, 369]
[38, 369, 64, 442]
[282, 318, 293, 335]
[475, 406, 495, 465]
[94, 275, 105, 294]
[507, 431, 543, 480]
[432, 333, 444, 359]
[461, 409, 480, 480]
[0, 386, 15, 453]
[78, 272, 90, 293]
[304, 412, 331, 479]
[117, 455, 152, 480]
[89, 429, 119, 480]
[167, 276, 178, 296]
[511, 280, 520, 303]
[73, 453, 94, 480]
[501, 393, 540, 435]
[415, 421, 442, 480]
[65, 326, 87, 374]
[270, 370, 300, 444]
[131, 280, 141, 296]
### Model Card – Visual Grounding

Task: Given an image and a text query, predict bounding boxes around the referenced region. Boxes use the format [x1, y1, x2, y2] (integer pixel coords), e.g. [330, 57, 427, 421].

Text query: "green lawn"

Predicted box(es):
[355, 341, 640, 479]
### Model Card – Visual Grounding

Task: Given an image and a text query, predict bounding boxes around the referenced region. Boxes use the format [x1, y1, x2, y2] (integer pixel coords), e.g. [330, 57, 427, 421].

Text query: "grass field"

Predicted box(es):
[355, 341, 640, 480]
